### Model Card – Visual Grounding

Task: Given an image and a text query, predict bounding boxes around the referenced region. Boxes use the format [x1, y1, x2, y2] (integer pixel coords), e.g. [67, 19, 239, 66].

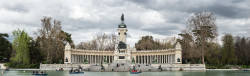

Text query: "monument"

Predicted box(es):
[40, 14, 206, 71]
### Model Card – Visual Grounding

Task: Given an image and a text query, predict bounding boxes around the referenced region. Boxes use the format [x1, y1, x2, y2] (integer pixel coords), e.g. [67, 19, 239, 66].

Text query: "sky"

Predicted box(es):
[0, 0, 249, 47]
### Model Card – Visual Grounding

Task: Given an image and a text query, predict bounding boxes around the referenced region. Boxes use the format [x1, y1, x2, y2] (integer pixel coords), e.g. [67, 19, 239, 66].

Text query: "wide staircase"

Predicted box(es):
[106, 60, 131, 72]
[133, 63, 158, 71]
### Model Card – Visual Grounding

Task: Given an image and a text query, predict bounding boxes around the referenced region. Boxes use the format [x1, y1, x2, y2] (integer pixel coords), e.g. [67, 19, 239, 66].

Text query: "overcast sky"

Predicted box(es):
[0, 0, 249, 47]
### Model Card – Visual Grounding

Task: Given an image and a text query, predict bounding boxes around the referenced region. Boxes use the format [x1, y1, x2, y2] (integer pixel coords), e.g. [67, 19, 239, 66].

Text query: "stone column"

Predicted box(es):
[94, 55, 96, 64]
[111, 55, 113, 63]
[80, 55, 82, 63]
[143, 55, 145, 64]
[100, 55, 102, 63]
[147, 55, 149, 64]
[156, 55, 158, 63]
[89, 55, 91, 64]
[140, 55, 142, 64]
[71, 54, 73, 63]
[79, 55, 81, 63]
[105, 55, 107, 63]
[162, 55, 165, 64]
[150, 55, 152, 64]
[170, 55, 172, 64]
[74, 55, 77, 63]
[84, 55, 85, 63]
[138, 56, 140, 63]
[163, 55, 165, 64]
[165, 55, 166, 64]
[167, 55, 169, 64]
[158, 55, 160, 64]
[135, 55, 137, 63]
[73, 55, 75, 63]
[72, 54, 74, 63]
[91, 55, 93, 64]
[77, 55, 79, 63]
[168, 55, 170, 64]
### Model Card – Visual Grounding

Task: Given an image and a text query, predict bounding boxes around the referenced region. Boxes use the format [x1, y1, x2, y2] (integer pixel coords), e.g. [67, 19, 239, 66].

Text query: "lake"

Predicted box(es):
[1, 70, 250, 76]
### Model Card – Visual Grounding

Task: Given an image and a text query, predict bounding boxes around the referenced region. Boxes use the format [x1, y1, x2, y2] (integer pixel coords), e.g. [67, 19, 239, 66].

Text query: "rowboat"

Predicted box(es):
[31, 73, 48, 75]
[69, 71, 84, 74]
[130, 72, 141, 74]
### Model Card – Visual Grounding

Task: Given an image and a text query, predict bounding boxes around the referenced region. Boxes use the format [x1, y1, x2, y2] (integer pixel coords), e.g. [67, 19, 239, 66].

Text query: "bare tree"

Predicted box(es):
[36, 17, 66, 63]
[186, 11, 218, 64]
[76, 33, 116, 51]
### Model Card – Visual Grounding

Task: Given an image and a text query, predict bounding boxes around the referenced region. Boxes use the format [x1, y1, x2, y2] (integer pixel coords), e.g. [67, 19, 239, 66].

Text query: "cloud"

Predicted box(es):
[0, 0, 249, 46]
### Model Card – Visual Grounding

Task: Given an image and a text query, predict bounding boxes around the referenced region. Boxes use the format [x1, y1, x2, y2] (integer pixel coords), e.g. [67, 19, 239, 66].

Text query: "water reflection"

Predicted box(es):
[1, 70, 250, 76]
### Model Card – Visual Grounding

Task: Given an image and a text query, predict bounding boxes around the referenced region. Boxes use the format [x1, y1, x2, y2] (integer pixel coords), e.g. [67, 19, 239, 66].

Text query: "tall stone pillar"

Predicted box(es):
[170, 55, 172, 64]
[135, 55, 137, 63]
[141, 56, 143, 64]
[146, 55, 149, 64]
[161, 55, 163, 64]
[156, 55, 158, 63]
[105, 55, 107, 63]
[78, 55, 79, 63]
[74, 55, 75, 63]
[144, 55, 146, 64]
[95, 55, 96, 64]
[91, 55, 93, 64]
[168, 55, 169, 64]
[164, 55, 165, 64]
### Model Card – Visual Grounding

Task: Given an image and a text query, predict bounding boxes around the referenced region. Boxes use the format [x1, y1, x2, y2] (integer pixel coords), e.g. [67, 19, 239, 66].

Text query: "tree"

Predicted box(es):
[36, 17, 66, 63]
[234, 36, 250, 65]
[135, 36, 177, 50]
[0, 33, 12, 63]
[205, 42, 221, 65]
[186, 11, 218, 64]
[178, 31, 195, 63]
[29, 38, 44, 66]
[61, 30, 75, 48]
[135, 36, 156, 50]
[222, 34, 235, 65]
[76, 33, 116, 51]
[11, 29, 30, 65]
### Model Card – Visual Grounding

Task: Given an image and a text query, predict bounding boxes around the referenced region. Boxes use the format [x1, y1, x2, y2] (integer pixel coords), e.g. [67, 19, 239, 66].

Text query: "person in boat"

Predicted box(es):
[33, 70, 35, 74]
[36, 71, 39, 74]
[61, 68, 64, 71]
[41, 71, 43, 74]
[70, 68, 73, 72]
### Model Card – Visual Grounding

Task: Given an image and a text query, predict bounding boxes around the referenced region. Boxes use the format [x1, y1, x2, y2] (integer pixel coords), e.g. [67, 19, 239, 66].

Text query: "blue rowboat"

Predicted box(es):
[69, 71, 84, 74]
[31, 73, 48, 75]
[56, 70, 63, 71]
[130, 72, 141, 74]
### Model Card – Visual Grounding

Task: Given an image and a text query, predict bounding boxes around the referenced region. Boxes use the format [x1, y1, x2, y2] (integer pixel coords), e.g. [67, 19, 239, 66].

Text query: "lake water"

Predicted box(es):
[1, 70, 250, 76]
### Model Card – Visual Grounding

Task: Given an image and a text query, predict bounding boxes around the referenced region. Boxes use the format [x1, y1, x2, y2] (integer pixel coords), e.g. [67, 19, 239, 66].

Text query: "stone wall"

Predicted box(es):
[40, 63, 205, 71]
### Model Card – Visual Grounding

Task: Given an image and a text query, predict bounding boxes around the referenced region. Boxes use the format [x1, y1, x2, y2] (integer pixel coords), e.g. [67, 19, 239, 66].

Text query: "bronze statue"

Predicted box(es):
[121, 14, 124, 21]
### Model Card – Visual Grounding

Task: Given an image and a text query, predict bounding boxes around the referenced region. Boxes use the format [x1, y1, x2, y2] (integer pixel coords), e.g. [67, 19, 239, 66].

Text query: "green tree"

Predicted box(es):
[205, 42, 221, 65]
[222, 34, 235, 65]
[61, 30, 75, 48]
[29, 38, 44, 68]
[11, 29, 30, 65]
[0, 33, 12, 63]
